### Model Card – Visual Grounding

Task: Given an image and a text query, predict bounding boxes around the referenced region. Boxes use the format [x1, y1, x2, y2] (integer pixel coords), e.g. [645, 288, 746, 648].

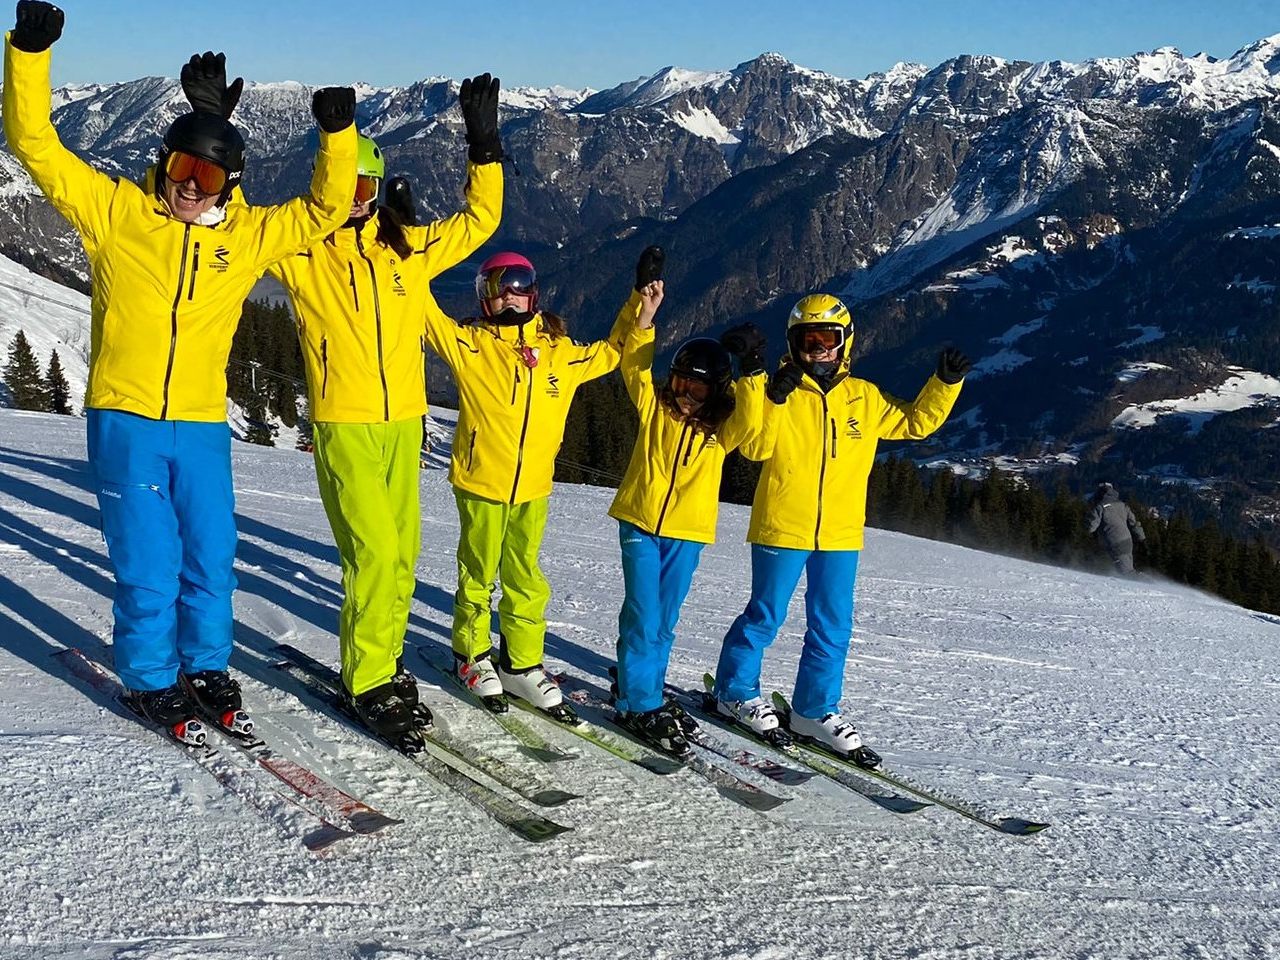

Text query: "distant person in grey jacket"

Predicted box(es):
[1086, 483, 1147, 575]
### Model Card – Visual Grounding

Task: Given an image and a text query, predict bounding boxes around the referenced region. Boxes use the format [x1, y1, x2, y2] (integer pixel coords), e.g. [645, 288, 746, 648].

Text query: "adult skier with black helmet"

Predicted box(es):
[423, 250, 631, 721]
[233, 74, 503, 747]
[607, 247, 766, 756]
[4, 5, 358, 744]
[710, 293, 970, 764]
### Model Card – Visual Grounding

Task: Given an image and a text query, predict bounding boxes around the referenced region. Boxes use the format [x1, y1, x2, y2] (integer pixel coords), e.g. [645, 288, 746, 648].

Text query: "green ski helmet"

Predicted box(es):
[354, 134, 385, 205]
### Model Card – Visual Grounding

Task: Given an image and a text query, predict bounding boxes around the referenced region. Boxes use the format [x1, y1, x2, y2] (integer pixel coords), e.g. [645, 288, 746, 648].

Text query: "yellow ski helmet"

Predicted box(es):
[786, 293, 854, 365]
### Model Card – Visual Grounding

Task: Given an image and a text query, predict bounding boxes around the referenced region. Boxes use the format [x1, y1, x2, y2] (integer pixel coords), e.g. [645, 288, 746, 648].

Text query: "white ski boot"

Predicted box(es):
[788, 711, 880, 767]
[499, 663, 578, 723]
[456, 655, 504, 699]
[714, 695, 782, 735]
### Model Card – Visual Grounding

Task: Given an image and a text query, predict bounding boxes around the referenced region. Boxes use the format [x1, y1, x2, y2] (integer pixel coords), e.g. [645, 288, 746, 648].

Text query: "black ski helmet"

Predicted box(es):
[669, 337, 733, 393]
[158, 111, 246, 205]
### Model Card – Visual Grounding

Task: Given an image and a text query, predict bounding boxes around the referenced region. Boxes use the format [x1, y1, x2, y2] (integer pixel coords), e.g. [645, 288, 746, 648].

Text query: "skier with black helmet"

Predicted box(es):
[710, 293, 970, 764]
[231, 74, 503, 747]
[4, 7, 358, 744]
[422, 250, 632, 721]
[606, 247, 766, 756]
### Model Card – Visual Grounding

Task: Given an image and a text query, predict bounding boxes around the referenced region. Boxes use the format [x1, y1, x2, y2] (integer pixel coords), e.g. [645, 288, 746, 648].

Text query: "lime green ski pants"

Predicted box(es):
[452, 488, 550, 670]
[313, 418, 423, 697]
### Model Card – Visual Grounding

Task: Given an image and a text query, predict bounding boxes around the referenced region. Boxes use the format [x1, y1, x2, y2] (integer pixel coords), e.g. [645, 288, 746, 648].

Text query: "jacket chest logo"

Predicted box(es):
[210, 246, 231, 273]
[845, 417, 862, 440]
[545, 372, 561, 398]
[391, 271, 406, 296]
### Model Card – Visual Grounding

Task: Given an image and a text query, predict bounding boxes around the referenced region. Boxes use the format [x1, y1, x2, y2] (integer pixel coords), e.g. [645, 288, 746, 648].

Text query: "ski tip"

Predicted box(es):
[999, 818, 1051, 836]
[513, 819, 573, 843]
[530, 789, 582, 808]
[718, 785, 789, 812]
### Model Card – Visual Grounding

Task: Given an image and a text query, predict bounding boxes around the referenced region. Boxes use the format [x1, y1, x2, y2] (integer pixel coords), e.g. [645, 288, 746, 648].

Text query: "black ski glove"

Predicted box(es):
[720, 323, 767, 376]
[385, 176, 417, 226]
[311, 86, 356, 133]
[11, 0, 63, 52]
[181, 51, 242, 119]
[635, 245, 665, 292]
[936, 347, 973, 385]
[766, 361, 804, 405]
[459, 72, 503, 164]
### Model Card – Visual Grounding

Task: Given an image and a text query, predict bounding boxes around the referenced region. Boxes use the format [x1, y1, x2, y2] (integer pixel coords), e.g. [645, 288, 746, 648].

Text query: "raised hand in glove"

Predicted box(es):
[765, 360, 805, 405]
[384, 176, 416, 226]
[635, 245, 665, 292]
[311, 86, 356, 134]
[720, 323, 767, 376]
[11, 0, 63, 52]
[936, 347, 973, 385]
[181, 51, 243, 119]
[459, 72, 503, 164]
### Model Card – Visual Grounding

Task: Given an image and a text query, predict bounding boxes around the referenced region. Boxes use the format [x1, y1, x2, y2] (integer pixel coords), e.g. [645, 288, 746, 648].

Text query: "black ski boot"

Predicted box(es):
[342, 682, 417, 739]
[617, 707, 691, 759]
[392, 656, 432, 729]
[181, 670, 254, 736]
[129, 684, 205, 746]
[660, 697, 699, 736]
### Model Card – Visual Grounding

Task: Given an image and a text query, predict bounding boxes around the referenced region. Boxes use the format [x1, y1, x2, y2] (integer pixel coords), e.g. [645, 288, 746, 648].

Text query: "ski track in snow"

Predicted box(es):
[1, 410, 1278, 960]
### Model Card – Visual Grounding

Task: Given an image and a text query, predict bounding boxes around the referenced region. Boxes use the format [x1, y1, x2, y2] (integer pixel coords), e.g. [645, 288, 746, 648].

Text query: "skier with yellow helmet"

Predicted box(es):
[710, 292, 971, 764]
[182, 71, 505, 745]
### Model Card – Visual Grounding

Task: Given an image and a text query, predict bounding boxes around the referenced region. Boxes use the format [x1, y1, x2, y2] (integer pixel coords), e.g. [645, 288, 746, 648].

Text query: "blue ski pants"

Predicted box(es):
[715, 543, 860, 719]
[614, 521, 705, 714]
[87, 410, 237, 692]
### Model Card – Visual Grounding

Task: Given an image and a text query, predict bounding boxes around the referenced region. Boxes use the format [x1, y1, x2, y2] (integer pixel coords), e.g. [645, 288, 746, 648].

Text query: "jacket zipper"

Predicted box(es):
[814, 394, 829, 550]
[320, 337, 329, 399]
[510, 359, 534, 503]
[160, 224, 192, 420]
[654, 420, 693, 537]
[468, 428, 477, 470]
[830, 418, 838, 459]
[511, 364, 520, 405]
[186, 241, 200, 300]
[347, 262, 360, 311]
[356, 234, 390, 421]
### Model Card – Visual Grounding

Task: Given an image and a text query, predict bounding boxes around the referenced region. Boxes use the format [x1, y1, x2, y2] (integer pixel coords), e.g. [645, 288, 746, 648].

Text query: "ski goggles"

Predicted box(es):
[791, 325, 846, 354]
[354, 175, 381, 204]
[670, 373, 712, 403]
[476, 264, 538, 301]
[164, 150, 230, 196]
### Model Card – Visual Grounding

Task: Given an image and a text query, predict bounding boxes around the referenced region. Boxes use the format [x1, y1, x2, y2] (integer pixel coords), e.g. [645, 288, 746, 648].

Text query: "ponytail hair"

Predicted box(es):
[375, 205, 413, 260]
[658, 378, 736, 438]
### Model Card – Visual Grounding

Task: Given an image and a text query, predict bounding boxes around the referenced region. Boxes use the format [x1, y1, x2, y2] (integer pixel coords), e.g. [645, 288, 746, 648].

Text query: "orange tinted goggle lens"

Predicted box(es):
[354, 175, 381, 203]
[671, 374, 711, 402]
[798, 328, 843, 352]
[165, 151, 228, 195]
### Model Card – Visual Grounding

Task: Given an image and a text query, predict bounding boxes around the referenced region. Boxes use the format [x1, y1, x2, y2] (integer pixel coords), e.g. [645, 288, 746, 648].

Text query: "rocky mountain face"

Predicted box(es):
[4, 38, 1280, 536]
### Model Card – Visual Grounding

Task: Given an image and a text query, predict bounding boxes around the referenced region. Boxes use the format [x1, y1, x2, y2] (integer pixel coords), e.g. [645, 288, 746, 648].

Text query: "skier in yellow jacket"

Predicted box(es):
[425, 251, 628, 719]
[607, 247, 767, 756]
[254, 78, 502, 743]
[712, 293, 970, 765]
[4, 5, 357, 742]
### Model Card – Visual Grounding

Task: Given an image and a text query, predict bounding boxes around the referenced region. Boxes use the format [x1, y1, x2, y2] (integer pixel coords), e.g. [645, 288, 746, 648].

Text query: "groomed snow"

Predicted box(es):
[1, 410, 1278, 959]
[1112, 368, 1280, 433]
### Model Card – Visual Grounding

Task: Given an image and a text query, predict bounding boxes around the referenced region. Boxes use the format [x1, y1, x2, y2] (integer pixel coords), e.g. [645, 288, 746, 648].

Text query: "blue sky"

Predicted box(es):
[46, 1, 1280, 90]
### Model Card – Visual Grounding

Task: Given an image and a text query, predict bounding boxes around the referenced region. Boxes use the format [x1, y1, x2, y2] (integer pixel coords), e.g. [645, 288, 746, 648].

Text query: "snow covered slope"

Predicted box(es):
[0, 409, 1277, 959]
[0, 253, 90, 409]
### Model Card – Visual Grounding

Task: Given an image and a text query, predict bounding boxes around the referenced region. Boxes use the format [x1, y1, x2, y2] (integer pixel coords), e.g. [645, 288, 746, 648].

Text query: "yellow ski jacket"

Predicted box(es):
[743, 369, 961, 551]
[270, 162, 502, 424]
[608, 323, 764, 543]
[2, 37, 357, 421]
[426, 294, 632, 504]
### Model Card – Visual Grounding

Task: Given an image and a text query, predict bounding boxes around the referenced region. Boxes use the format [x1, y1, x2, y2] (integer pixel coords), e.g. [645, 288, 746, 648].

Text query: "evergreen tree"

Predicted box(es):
[45, 349, 72, 415]
[4, 330, 50, 411]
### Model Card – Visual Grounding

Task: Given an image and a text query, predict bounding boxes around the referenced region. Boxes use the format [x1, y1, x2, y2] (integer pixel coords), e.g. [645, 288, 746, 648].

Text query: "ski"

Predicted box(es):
[200, 719, 402, 834]
[52, 647, 356, 852]
[554, 673, 789, 813]
[270, 645, 571, 843]
[661, 676, 931, 816]
[770, 691, 1049, 836]
[416, 648, 574, 764]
